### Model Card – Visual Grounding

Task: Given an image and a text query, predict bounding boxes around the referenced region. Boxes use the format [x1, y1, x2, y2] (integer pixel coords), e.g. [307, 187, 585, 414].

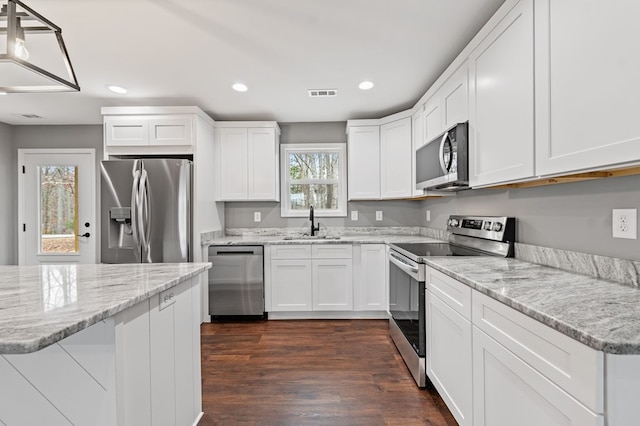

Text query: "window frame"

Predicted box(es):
[280, 143, 347, 218]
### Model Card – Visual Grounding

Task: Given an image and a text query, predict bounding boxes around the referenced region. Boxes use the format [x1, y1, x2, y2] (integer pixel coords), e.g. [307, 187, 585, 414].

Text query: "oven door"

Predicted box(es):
[388, 250, 425, 357]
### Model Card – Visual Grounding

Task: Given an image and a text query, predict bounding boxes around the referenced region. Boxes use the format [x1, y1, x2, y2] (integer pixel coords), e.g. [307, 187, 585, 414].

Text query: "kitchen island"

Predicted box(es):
[0, 262, 210, 426]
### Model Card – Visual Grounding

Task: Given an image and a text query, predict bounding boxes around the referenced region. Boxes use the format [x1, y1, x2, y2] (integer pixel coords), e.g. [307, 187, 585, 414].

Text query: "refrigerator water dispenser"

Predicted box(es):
[108, 207, 133, 249]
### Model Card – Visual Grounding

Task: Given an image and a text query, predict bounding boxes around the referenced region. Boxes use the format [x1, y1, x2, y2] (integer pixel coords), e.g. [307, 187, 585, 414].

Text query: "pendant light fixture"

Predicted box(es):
[0, 0, 80, 93]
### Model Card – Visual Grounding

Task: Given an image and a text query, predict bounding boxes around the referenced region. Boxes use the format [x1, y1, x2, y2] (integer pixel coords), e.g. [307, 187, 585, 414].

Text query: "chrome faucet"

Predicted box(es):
[309, 206, 320, 236]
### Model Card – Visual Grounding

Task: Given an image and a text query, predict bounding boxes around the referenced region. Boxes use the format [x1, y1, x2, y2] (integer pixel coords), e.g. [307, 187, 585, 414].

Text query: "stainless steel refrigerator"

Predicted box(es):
[100, 159, 192, 263]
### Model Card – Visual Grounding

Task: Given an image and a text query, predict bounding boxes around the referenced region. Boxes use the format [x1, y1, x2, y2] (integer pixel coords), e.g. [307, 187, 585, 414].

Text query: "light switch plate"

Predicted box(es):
[351, 211, 358, 221]
[426, 210, 431, 222]
[254, 212, 261, 222]
[375, 211, 383, 221]
[612, 209, 637, 239]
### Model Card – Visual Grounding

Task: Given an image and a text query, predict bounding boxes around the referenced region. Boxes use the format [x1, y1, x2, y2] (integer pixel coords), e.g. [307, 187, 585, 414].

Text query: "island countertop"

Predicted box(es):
[0, 262, 211, 354]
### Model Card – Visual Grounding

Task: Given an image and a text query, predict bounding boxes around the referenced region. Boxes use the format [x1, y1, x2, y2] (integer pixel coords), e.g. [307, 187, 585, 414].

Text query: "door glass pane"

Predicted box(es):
[39, 165, 78, 254]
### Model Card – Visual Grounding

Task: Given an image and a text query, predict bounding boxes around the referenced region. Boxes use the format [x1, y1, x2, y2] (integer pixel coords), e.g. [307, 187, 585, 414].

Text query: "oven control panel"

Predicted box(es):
[447, 215, 515, 242]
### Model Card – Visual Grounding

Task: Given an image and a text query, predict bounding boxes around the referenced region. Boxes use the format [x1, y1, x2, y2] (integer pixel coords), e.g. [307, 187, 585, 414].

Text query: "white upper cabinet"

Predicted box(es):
[216, 122, 280, 201]
[468, 0, 535, 187]
[347, 115, 413, 200]
[104, 115, 194, 147]
[380, 117, 413, 199]
[534, 0, 640, 176]
[218, 127, 248, 200]
[423, 96, 443, 145]
[347, 126, 381, 200]
[247, 128, 279, 200]
[441, 62, 469, 131]
[411, 107, 425, 197]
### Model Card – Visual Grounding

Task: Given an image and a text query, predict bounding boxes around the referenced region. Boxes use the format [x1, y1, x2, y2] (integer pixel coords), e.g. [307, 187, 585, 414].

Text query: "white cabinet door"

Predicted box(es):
[423, 96, 442, 145]
[468, 0, 535, 187]
[380, 117, 412, 199]
[473, 327, 603, 426]
[411, 107, 425, 197]
[149, 281, 198, 426]
[347, 126, 381, 200]
[218, 127, 249, 200]
[354, 244, 387, 311]
[534, 0, 640, 176]
[248, 127, 279, 200]
[271, 259, 313, 311]
[441, 62, 469, 130]
[426, 292, 472, 426]
[105, 116, 194, 147]
[312, 258, 353, 311]
[105, 116, 149, 146]
[148, 116, 193, 146]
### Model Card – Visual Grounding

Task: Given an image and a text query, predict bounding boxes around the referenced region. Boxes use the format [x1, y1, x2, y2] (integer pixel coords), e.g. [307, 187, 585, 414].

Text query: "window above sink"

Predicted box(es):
[280, 143, 347, 218]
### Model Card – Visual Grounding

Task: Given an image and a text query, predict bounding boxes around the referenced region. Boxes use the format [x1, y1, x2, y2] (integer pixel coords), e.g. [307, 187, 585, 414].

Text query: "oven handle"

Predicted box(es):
[389, 252, 420, 275]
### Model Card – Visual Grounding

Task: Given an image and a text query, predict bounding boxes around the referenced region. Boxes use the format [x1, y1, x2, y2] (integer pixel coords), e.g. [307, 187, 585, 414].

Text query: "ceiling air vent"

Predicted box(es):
[308, 89, 338, 98]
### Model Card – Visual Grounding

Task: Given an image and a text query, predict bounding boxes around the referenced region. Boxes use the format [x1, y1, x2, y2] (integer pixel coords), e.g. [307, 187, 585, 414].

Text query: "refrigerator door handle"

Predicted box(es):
[130, 169, 142, 258]
[139, 169, 151, 262]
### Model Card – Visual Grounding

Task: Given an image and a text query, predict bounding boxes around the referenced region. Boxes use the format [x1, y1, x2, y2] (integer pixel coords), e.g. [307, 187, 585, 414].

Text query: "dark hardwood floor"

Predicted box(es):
[200, 319, 457, 425]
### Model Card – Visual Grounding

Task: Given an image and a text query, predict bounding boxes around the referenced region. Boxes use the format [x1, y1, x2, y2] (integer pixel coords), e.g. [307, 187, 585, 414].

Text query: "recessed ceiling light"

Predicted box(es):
[232, 83, 248, 92]
[107, 85, 128, 94]
[358, 81, 374, 90]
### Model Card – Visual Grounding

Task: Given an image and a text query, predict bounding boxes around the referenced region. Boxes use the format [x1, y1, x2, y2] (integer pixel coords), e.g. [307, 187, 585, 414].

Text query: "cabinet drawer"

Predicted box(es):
[312, 245, 353, 259]
[472, 291, 603, 413]
[271, 245, 312, 259]
[426, 267, 472, 320]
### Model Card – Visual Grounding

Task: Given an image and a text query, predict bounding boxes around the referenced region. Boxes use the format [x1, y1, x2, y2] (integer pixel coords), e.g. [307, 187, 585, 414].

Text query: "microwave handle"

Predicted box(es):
[438, 132, 452, 173]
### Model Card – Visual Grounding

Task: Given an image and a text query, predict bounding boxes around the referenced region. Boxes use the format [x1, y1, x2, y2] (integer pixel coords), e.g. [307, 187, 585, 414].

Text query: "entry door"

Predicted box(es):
[18, 149, 96, 265]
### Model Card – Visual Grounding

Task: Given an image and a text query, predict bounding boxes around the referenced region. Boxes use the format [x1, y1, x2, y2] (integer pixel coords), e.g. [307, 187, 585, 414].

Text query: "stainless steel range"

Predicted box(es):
[387, 215, 516, 387]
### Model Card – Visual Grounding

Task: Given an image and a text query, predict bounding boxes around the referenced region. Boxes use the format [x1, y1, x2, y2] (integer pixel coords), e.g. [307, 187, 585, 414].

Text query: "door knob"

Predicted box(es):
[77, 232, 90, 238]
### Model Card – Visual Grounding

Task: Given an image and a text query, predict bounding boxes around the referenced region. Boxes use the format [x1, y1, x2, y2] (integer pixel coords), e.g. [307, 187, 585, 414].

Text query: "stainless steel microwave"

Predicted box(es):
[415, 121, 469, 191]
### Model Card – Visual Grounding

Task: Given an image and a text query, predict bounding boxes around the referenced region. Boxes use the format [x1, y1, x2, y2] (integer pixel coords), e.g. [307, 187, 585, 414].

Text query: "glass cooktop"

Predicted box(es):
[391, 242, 488, 259]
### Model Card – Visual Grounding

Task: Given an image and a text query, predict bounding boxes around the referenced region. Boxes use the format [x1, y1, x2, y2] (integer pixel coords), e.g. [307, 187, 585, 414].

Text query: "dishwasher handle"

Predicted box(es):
[208, 245, 263, 256]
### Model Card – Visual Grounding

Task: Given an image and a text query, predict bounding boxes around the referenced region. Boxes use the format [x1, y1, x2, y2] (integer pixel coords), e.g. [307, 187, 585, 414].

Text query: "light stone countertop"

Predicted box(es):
[0, 263, 211, 354]
[424, 257, 640, 355]
[206, 234, 441, 246]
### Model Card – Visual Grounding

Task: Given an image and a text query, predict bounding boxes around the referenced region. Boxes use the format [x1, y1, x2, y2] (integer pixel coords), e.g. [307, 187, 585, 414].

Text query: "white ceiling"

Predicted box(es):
[0, 0, 505, 126]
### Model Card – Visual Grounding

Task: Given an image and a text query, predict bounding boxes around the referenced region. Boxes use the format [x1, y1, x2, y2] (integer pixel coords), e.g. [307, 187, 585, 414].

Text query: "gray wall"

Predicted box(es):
[225, 122, 423, 229]
[11, 125, 103, 264]
[421, 174, 640, 261]
[0, 123, 14, 265]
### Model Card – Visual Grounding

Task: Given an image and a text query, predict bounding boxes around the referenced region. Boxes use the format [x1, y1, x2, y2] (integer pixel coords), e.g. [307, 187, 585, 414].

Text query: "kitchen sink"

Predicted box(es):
[282, 235, 341, 240]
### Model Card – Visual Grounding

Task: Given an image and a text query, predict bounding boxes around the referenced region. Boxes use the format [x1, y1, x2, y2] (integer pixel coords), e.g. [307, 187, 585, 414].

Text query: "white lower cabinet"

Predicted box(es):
[116, 278, 202, 426]
[0, 276, 203, 426]
[353, 244, 387, 311]
[271, 259, 313, 311]
[426, 268, 472, 426]
[269, 245, 352, 312]
[473, 327, 602, 426]
[424, 266, 605, 426]
[312, 258, 353, 311]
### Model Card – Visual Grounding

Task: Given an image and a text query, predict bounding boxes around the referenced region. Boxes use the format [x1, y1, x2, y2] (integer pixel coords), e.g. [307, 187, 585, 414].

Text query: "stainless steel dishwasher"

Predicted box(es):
[208, 245, 264, 319]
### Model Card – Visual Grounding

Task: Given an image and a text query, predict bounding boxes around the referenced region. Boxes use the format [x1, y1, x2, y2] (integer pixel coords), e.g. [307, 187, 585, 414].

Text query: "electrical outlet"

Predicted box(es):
[612, 209, 637, 239]
[351, 210, 358, 221]
[254, 212, 261, 222]
[426, 210, 431, 222]
[375, 211, 383, 221]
